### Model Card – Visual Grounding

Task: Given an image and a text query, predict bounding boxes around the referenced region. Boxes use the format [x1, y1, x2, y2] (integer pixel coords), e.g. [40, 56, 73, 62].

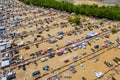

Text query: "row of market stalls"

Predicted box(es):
[0, 1, 16, 80]
[0, 40, 12, 52]
[0, 0, 76, 80]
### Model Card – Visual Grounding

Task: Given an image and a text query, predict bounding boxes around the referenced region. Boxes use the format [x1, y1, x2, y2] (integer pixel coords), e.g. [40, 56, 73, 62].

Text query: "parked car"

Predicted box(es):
[22, 64, 26, 71]
[80, 63, 85, 70]
[66, 31, 72, 36]
[57, 52, 63, 56]
[72, 55, 78, 60]
[64, 59, 70, 63]
[32, 71, 40, 77]
[113, 57, 120, 64]
[82, 77, 87, 80]
[104, 61, 113, 67]
[64, 74, 72, 78]
[47, 47, 53, 51]
[40, 57, 48, 62]
[43, 65, 49, 71]
[117, 45, 120, 49]
[48, 53, 54, 58]
[101, 28, 108, 32]
[7, 73, 16, 80]
[7, 75, 16, 80]
[45, 28, 49, 31]
[69, 66, 77, 73]
[25, 46, 30, 50]
[65, 40, 74, 46]
[56, 35, 63, 40]
[22, 31, 28, 37]
[48, 37, 57, 43]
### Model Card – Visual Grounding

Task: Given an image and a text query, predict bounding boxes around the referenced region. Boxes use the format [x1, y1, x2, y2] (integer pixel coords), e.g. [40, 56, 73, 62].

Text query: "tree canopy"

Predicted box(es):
[68, 15, 80, 25]
[22, 0, 120, 20]
[111, 27, 116, 33]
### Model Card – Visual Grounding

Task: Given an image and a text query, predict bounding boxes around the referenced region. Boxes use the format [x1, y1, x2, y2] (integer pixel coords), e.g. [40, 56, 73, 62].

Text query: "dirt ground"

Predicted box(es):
[1, 0, 120, 80]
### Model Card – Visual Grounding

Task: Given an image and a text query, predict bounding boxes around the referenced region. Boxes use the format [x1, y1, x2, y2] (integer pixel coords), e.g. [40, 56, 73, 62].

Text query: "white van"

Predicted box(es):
[64, 74, 72, 78]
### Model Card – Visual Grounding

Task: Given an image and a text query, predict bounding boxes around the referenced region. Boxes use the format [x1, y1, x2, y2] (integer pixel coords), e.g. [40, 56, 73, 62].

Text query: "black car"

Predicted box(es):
[22, 64, 26, 71]
[22, 31, 28, 37]
[32, 71, 40, 77]
[104, 61, 113, 67]
[82, 77, 87, 80]
[48, 53, 54, 58]
[43, 65, 49, 70]
[7, 74, 16, 80]
[113, 57, 120, 64]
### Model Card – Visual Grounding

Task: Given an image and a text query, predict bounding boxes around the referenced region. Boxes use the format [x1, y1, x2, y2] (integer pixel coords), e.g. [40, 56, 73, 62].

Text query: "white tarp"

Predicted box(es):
[2, 77, 7, 80]
[0, 42, 7, 46]
[1, 60, 10, 67]
[0, 41, 12, 48]
[6, 43, 11, 48]
[87, 32, 98, 37]
[0, 45, 5, 51]
[0, 26, 5, 30]
[93, 70, 103, 78]
[95, 72, 103, 78]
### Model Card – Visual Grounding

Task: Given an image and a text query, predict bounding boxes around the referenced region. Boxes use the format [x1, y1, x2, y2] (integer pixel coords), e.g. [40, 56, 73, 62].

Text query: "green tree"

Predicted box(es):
[111, 28, 116, 33]
[87, 25, 92, 30]
[100, 21, 104, 25]
[22, 0, 120, 20]
[68, 15, 80, 25]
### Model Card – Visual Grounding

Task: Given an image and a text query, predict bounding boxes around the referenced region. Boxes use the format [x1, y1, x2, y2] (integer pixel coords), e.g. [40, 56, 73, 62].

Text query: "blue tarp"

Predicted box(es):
[9, 59, 13, 64]
[57, 31, 64, 35]
[0, 18, 3, 21]
[86, 35, 92, 39]
[0, 34, 3, 38]
[12, 18, 19, 24]
[0, 29, 2, 32]
[7, 74, 16, 80]
[0, 16, 7, 21]
[0, 46, 5, 52]
[86, 32, 98, 39]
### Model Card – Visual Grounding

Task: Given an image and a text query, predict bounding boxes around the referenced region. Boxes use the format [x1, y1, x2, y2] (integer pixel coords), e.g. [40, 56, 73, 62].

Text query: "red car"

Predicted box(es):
[64, 59, 70, 63]
[66, 31, 72, 36]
